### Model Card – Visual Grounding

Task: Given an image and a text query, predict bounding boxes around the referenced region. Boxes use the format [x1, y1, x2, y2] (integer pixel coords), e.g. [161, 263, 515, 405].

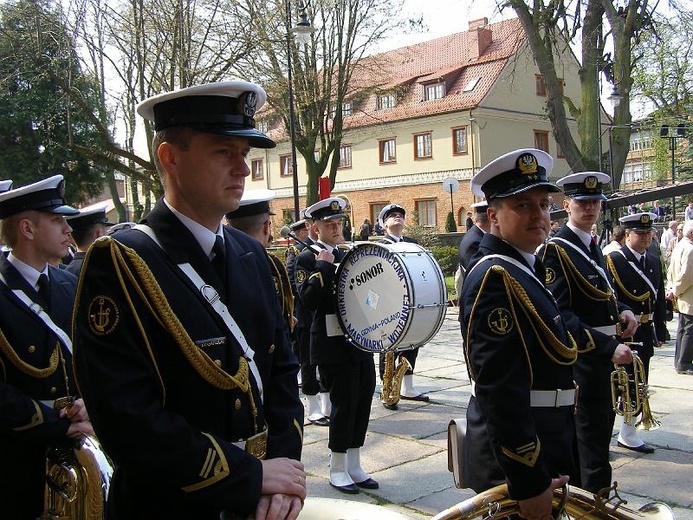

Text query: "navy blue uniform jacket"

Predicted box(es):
[73, 201, 303, 519]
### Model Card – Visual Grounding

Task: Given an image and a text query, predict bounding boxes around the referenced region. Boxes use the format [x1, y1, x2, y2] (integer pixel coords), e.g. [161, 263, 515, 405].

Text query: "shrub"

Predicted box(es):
[429, 245, 458, 276]
[445, 211, 457, 232]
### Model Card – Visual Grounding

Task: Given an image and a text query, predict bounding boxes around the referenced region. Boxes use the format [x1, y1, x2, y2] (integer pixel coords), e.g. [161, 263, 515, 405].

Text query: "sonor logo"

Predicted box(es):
[352, 262, 385, 287]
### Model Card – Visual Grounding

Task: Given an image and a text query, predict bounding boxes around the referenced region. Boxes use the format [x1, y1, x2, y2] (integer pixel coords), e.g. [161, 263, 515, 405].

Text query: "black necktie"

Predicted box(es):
[589, 239, 600, 260]
[37, 273, 51, 310]
[639, 255, 646, 271]
[211, 236, 226, 283]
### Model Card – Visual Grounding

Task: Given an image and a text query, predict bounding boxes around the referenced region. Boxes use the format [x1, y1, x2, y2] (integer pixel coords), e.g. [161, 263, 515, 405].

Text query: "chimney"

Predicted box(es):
[468, 18, 492, 60]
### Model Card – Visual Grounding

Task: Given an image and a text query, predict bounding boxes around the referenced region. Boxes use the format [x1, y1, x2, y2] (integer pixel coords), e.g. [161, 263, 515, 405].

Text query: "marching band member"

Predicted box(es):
[73, 81, 305, 520]
[286, 214, 331, 426]
[0, 176, 93, 520]
[295, 197, 378, 494]
[455, 200, 489, 314]
[606, 212, 666, 453]
[460, 149, 578, 520]
[377, 203, 429, 406]
[539, 171, 636, 493]
[64, 204, 115, 276]
[225, 189, 295, 332]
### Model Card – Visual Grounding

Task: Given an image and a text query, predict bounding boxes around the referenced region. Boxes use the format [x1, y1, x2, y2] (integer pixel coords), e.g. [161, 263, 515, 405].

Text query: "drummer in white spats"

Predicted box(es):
[377, 203, 430, 406]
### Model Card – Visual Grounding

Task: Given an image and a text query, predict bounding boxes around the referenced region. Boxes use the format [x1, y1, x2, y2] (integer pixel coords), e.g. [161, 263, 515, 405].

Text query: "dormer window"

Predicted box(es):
[424, 82, 445, 101]
[376, 94, 397, 110]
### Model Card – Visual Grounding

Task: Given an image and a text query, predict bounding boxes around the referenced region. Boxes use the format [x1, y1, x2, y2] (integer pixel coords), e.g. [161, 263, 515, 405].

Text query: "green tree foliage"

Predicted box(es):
[0, 0, 107, 203]
[445, 211, 457, 233]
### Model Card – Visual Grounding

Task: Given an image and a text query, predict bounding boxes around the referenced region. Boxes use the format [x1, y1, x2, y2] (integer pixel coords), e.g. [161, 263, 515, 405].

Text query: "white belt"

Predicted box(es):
[592, 324, 619, 336]
[470, 381, 577, 408]
[40, 400, 55, 408]
[634, 313, 654, 323]
[529, 389, 577, 408]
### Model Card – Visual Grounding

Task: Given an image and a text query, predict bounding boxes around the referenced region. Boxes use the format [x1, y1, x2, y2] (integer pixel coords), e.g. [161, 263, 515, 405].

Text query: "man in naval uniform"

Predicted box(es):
[225, 189, 294, 332]
[377, 203, 429, 405]
[72, 81, 305, 520]
[606, 212, 666, 453]
[295, 197, 378, 494]
[286, 214, 331, 427]
[538, 171, 637, 493]
[455, 200, 489, 309]
[460, 149, 578, 520]
[64, 203, 115, 276]
[0, 175, 93, 520]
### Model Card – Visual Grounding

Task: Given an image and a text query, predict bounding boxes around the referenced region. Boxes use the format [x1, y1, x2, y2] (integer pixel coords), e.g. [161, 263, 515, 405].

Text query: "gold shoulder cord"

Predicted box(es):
[552, 243, 614, 302]
[78, 237, 259, 429]
[0, 327, 60, 378]
[605, 255, 650, 303]
[465, 265, 577, 385]
[267, 251, 295, 328]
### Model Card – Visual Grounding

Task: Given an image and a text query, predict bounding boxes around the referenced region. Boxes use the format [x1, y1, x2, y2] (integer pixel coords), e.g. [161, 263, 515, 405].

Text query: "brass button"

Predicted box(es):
[28, 345, 36, 354]
[214, 359, 222, 366]
[50, 387, 57, 395]
[268, 344, 275, 354]
[235, 399, 241, 410]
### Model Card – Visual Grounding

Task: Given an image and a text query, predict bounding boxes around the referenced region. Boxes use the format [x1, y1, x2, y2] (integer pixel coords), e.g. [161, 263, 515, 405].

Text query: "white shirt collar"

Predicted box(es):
[626, 246, 645, 262]
[164, 198, 223, 259]
[7, 253, 47, 290]
[566, 222, 594, 249]
[316, 240, 335, 253]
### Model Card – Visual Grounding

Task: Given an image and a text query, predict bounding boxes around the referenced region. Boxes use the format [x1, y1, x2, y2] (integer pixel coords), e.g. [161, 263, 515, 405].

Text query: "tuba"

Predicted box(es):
[432, 482, 674, 520]
[41, 397, 114, 520]
[611, 350, 660, 430]
[42, 434, 114, 519]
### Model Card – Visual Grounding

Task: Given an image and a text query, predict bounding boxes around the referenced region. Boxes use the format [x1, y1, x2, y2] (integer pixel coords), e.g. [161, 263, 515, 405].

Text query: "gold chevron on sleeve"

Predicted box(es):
[182, 433, 231, 493]
[308, 272, 324, 287]
[501, 439, 541, 467]
[12, 400, 45, 431]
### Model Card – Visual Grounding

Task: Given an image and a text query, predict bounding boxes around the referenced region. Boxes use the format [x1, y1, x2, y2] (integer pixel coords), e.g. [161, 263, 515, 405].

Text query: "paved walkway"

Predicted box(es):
[299, 308, 693, 519]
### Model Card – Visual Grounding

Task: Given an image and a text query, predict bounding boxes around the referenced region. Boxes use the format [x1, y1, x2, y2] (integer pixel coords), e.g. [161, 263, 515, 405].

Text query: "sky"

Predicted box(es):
[377, 0, 511, 51]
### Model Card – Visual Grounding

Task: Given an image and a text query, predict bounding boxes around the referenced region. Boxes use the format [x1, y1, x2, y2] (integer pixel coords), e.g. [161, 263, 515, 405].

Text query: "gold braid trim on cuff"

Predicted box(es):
[0, 327, 60, 378]
[605, 255, 650, 303]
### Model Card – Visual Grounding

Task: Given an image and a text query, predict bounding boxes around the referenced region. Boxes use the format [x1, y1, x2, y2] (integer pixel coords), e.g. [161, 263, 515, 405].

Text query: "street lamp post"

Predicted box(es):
[285, 2, 313, 221]
[659, 123, 687, 218]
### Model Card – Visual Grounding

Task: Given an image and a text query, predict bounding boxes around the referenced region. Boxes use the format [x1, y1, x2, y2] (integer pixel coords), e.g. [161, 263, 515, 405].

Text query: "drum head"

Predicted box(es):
[298, 497, 416, 519]
[336, 242, 415, 352]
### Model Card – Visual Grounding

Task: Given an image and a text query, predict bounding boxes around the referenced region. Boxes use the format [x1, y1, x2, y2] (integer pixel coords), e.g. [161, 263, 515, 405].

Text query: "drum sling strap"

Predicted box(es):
[0, 272, 72, 353]
[134, 224, 264, 403]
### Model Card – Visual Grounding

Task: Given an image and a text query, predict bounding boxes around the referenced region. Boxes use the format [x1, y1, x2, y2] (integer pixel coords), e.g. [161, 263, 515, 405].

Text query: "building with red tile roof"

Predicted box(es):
[247, 16, 584, 232]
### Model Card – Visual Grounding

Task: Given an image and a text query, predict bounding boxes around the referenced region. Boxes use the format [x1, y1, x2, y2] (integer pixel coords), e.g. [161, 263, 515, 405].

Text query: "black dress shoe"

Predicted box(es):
[676, 368, 693, 375]
[355, 477, 379, 489]
[382, 402, 398, 410]
[401, 393, 430, 402]
[308, 416, 330, 426]
[617, 441, 655, 454]
[329, 482, 360, 494]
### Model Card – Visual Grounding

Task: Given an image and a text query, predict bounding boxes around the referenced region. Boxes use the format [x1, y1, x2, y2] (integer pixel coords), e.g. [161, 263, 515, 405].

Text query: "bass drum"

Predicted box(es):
[299, 497, 416, 519]
[335, 242, 446, 352]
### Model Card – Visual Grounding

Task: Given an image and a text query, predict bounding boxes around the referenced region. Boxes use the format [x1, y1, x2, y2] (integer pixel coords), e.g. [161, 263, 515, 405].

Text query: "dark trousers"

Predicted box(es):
[574, 396, 615, 493]
[675, 312, 693, 370]
[297, 327, 327, 396]
[378, 346, 418, 379]
[0, 439, 45, 520]
[320, 357, 376, 452]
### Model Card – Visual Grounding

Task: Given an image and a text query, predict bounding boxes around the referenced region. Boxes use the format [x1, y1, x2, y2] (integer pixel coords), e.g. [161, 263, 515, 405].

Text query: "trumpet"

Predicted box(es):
[610, 349, 660, 430]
